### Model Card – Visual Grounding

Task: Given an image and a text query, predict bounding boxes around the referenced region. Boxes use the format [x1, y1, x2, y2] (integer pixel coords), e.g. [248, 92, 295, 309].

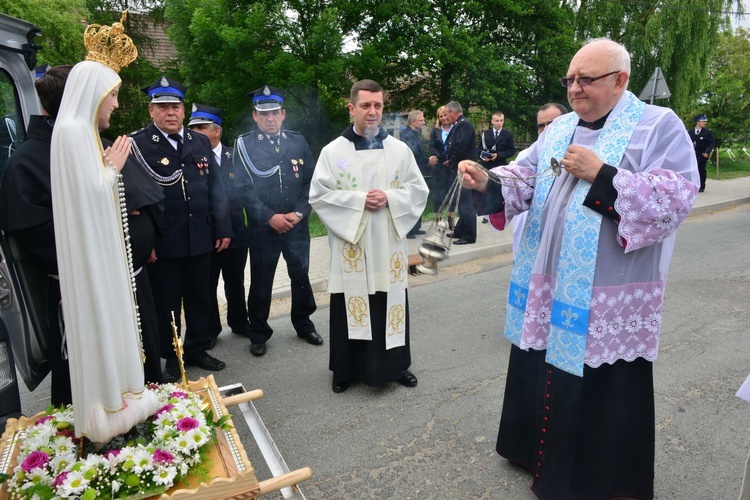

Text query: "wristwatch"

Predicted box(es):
[295, 211, 304, 220]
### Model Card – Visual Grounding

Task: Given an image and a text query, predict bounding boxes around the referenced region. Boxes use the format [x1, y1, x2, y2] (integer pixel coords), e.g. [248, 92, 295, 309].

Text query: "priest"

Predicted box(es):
[458, 38, 699, 498]
[310, 79, 429, 393]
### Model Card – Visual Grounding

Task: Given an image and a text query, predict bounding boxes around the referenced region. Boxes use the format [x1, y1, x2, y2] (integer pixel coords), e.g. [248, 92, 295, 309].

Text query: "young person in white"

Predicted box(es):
[310, 79, 429, 393]
[50, 34, 158, 442]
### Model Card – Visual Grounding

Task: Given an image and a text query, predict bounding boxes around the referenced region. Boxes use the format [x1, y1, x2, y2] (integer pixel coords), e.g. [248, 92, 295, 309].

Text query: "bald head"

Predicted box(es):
[566, 39, 630, 122]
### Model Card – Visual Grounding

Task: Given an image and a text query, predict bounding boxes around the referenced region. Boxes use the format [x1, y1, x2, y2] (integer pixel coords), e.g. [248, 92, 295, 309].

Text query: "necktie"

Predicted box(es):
[494, 130, 499, 139]
[270, 135, 280, 152]
[168, 133, 182, 157]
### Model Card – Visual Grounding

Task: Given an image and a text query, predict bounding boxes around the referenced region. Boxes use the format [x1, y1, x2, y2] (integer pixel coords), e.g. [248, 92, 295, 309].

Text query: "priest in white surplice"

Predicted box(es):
[310, 80, 429, 393]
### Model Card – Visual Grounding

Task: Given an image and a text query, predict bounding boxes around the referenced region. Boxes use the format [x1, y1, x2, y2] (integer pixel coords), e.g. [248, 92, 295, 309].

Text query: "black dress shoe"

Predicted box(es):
[206, 336, 217, 350]
[454, 238, 474, 245]
[332, 381, 350, 393]
[250, 342, 267, 356]
[163, 358, 181, 383]
[298, 331, 324, 345]
[413, 229, 426, 235]
[406, 233, 416, 239]
[184, 352, 226, 371]
[446, 232, 460, 239]
[398, 370, 418, 387]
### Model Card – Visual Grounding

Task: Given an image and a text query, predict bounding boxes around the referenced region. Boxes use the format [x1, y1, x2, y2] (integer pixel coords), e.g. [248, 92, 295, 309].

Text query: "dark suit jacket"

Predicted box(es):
[480, 128, 515, 168]
[232, 129, 314, 242]
[215, 143, 249, 248]
[129, 124, 231, 259]
[688, 127, 715, 157]
[445, 115, 477, 169]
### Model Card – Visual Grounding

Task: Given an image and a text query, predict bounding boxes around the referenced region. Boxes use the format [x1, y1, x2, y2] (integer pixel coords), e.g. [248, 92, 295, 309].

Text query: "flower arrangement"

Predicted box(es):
[3, 383, 231, 499]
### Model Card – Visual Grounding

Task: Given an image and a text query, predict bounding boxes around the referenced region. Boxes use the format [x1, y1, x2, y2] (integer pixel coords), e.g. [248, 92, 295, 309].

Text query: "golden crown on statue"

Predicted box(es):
[84, 11, 138, 73]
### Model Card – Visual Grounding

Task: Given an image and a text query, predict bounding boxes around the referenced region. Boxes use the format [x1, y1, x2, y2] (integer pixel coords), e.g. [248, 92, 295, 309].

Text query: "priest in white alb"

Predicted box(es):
[310, 79, 429, 394]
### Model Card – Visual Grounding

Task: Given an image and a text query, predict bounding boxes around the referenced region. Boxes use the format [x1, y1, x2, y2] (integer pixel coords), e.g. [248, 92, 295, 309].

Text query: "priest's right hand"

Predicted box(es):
[365, 189, 387, 211]
[458, 160, 489, 193]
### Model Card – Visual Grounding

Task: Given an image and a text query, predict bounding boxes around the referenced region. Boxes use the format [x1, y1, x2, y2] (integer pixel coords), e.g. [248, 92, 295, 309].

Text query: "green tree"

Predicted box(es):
[83, 1, 168, 137]
[573, 0, 742, 117]
[344, 0, 576, 137]
[0, 0, 88, 66]
[165, 0, 352, 152]
[697, 28, 750, 145]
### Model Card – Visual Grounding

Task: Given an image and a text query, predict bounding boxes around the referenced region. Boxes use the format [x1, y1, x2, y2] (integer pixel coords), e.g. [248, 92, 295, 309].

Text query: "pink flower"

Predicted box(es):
[53, 470, 69, 487]
[35, 415, 54, 426]
[170, 391, 189, 400]
[153, 449, 174, 464]
[104, 449, 121, 460]
[21, 451, 50, 472]
[153, 404, 175, 419]
[176, 417, 199, 432]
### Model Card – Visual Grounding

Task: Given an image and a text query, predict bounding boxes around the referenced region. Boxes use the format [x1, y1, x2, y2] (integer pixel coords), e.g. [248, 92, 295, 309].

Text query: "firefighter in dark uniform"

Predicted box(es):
[233, 85, 321, 356]
[129, 76, 231, 382]
[188, 103, 251, 344]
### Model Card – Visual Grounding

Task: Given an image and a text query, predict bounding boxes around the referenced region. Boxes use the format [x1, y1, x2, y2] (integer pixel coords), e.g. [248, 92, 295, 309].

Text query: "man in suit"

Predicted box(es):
[688, 114, 715, 192]
[188, 104, 250, 346]
[233, 85, 321, 357]
[444, 101, 478, 245]
[129, 76, 231, 382]
[399, 110, 429, 238]
[479, 111, 516, 169]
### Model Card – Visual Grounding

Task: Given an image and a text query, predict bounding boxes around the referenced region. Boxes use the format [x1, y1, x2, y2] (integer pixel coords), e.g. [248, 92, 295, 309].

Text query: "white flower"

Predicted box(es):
[153, 466, 178, 486]
[60, 470, 88, 496]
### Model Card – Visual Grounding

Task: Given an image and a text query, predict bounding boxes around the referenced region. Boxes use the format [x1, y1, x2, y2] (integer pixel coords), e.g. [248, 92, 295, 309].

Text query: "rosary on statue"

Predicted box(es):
[416, 157, 562, 275]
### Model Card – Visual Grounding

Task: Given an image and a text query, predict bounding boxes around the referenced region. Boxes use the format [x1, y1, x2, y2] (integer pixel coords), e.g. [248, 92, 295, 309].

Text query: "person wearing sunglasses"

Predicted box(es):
[458, 38, 699, 499]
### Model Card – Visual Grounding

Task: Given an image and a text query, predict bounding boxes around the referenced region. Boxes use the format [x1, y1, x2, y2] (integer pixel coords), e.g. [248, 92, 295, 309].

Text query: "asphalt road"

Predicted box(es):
[18, 203, 750, 499]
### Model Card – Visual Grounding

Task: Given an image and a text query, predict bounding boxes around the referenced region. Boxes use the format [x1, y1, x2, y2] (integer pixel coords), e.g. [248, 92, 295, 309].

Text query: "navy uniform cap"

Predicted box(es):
[695, 114, 707, 122]
[142, 76, 187, 103]
[35, 64, 51, 79]
[249, 85, 285, 111]
[188, 103, 222, 127]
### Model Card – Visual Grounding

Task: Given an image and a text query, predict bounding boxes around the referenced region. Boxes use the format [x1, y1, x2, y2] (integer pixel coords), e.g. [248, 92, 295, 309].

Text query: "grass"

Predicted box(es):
[307, 157, 750, 238]
[708, 153, 750, 180]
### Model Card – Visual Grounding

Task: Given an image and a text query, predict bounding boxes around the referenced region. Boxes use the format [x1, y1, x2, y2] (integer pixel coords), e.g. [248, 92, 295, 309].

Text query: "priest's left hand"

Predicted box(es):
[365, 189, 388, 211]
[561, 145, 603, 183]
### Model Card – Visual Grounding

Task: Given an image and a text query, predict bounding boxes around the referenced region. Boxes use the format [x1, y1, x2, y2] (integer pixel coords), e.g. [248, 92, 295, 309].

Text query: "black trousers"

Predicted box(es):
[135, 266, 163, 383]
[48, 279, 71, 406]
[452, 186, 477, 242]
[148, 253, 212, 359]
[247, 236, 316, 344]
[696, 154, 707, 190]
[208, 246, 250, 337]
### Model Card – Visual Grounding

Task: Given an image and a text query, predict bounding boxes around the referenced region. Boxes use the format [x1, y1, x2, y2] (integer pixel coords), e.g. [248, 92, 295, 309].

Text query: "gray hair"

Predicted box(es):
[539, 103, 568, 115]
[445, 101, 462, 114]
[584, 37, 631, 75]
[408, 110, 423, 124]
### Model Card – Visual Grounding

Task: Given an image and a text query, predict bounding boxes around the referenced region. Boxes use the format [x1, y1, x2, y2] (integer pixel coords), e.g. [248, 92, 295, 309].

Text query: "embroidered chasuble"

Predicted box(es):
[491, 91, 699, 377]
[310, 127, 428, 349]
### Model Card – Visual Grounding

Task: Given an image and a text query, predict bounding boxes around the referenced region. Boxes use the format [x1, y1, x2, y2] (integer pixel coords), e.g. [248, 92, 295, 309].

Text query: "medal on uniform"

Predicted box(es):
[292, 159, 299, 178]
[197, 156, 209, 175]
[160, 158, 169, 165]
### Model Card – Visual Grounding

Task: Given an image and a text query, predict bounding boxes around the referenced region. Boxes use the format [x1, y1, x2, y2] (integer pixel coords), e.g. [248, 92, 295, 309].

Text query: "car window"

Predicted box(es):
[0, 68, 26, 167]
